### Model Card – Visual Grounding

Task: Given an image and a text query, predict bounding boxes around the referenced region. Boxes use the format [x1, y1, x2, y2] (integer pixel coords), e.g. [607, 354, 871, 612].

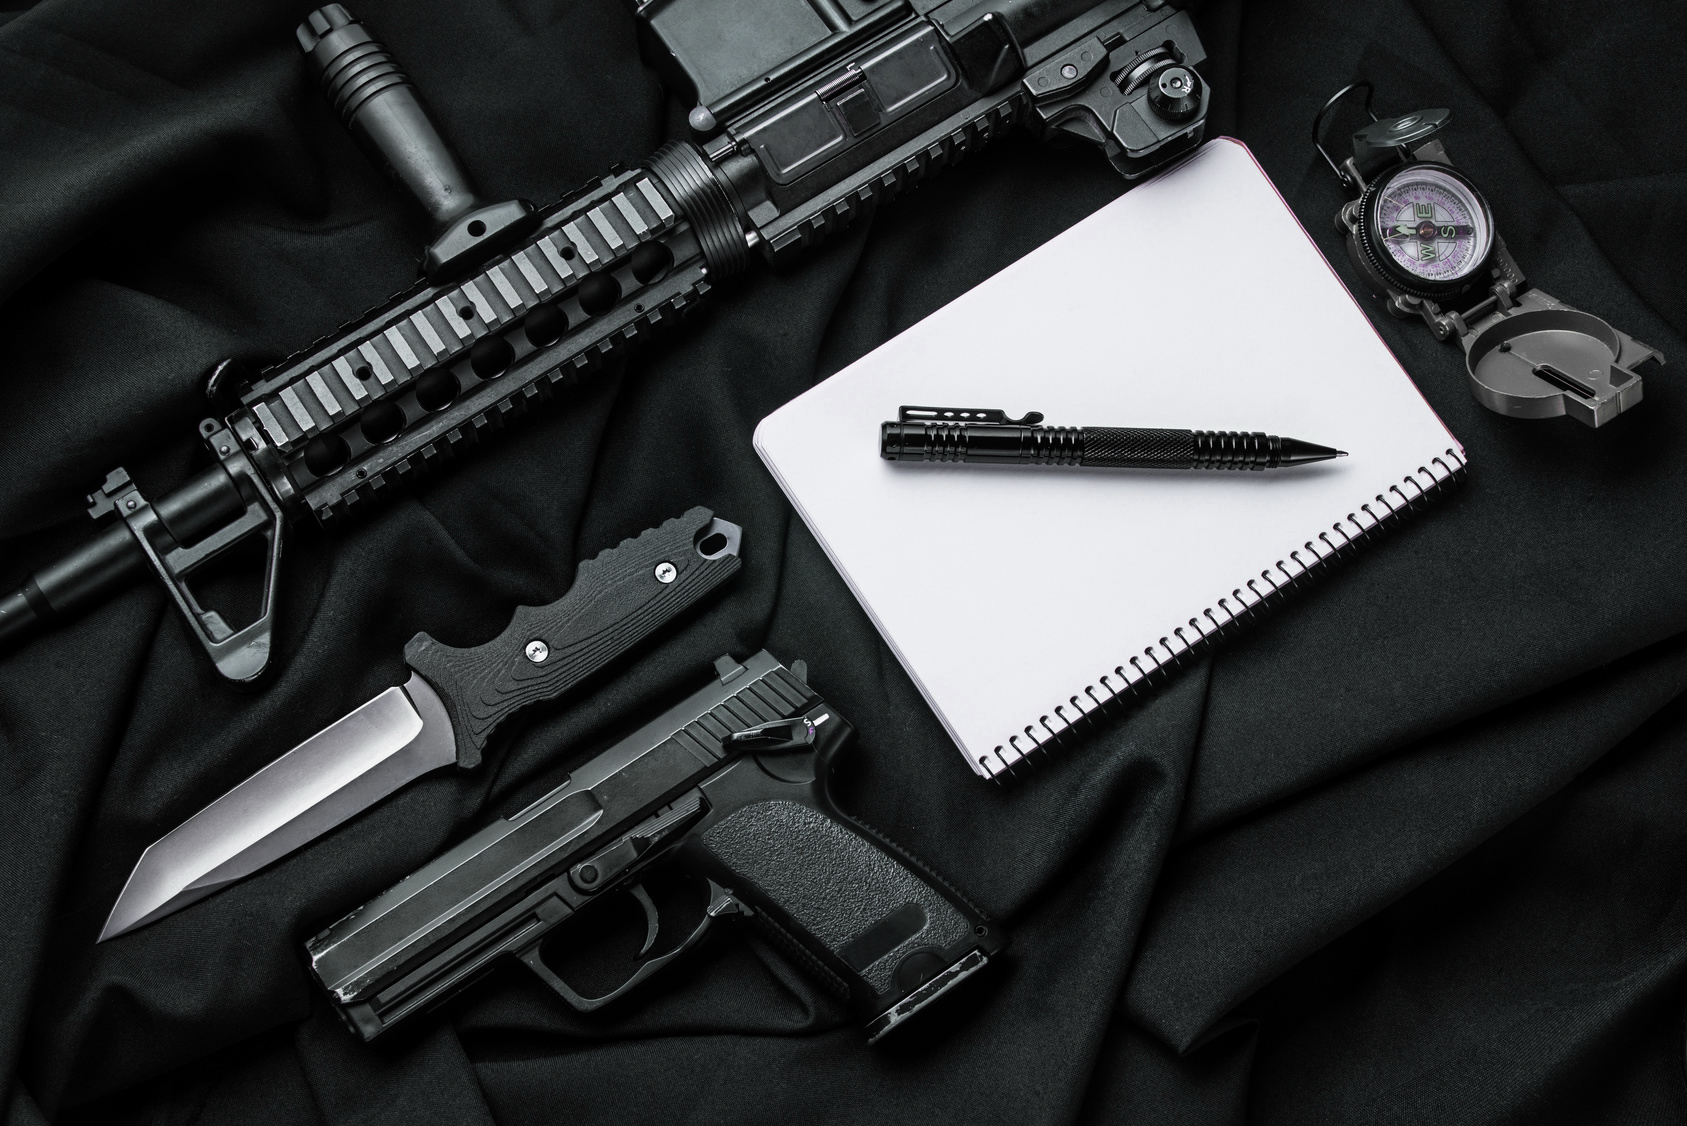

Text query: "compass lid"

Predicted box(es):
[1353, 109, 1451, 163]
[1462, 295, 1655, 427]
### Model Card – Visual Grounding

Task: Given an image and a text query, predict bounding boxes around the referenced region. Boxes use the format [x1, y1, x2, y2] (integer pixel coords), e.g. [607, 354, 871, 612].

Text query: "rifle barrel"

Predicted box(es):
[0, 464, 246, 650]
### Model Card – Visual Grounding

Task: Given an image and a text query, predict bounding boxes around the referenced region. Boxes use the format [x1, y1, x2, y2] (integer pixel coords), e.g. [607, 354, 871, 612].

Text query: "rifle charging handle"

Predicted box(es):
[297, 6, 536, 280]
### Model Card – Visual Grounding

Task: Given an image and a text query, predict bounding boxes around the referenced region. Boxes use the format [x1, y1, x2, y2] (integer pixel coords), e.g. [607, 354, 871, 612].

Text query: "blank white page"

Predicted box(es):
[755, 139, 1463, 779]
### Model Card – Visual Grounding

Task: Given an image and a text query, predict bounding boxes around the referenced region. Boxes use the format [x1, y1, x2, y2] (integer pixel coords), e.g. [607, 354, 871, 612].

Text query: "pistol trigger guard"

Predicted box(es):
[516, 901, 721, 1014]
[630, 882, 660, 957]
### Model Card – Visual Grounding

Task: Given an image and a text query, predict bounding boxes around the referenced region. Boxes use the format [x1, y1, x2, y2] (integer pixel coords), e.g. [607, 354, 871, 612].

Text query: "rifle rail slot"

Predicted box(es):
[243, 168, 663, 403]
[243, 166, 695, 515]
[302, 259, 710, 524]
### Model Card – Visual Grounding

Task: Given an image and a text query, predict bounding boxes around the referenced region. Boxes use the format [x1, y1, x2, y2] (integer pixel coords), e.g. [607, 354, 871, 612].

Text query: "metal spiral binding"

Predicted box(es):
[982, 448, 1469, 781]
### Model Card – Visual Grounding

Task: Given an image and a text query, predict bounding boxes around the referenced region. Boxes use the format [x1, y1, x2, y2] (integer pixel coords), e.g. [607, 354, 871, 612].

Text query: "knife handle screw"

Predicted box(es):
[579, 864, 599, 885]
[525, 639, 550, 663]
[654, 562, 677, 584]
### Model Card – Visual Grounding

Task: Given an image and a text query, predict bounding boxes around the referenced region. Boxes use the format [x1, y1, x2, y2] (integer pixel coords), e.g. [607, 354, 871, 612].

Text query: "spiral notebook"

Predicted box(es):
[754, 139, 1464, 780]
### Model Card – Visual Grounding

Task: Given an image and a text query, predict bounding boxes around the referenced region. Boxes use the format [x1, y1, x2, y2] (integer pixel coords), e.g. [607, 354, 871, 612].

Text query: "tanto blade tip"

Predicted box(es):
[97, 674, 456, 941]
[98, 868, 226, 942]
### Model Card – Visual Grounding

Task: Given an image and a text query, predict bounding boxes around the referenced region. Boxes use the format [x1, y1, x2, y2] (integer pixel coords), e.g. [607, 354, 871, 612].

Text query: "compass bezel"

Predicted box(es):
[1356, 161, 1496, 301]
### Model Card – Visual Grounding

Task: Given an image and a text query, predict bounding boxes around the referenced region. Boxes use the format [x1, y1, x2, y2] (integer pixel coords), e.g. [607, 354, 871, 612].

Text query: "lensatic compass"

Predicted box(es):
[1315, 84, 1663, 427]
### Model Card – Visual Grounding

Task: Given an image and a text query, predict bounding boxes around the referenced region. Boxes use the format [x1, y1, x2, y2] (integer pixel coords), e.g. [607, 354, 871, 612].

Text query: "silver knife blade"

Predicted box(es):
[99, 673, 455, 941]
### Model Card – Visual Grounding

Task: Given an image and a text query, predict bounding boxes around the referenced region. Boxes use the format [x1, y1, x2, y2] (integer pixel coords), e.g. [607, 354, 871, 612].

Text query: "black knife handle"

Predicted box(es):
[403, 506, 742, 767]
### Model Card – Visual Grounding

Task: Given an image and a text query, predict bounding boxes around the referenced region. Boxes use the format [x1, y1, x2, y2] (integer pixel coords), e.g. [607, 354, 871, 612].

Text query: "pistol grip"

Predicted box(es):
[683, 722, 1005, 1042]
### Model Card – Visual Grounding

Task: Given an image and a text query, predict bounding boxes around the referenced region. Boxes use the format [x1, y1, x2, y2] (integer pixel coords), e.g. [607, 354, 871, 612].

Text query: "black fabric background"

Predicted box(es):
[2, 1, 1685, 1122]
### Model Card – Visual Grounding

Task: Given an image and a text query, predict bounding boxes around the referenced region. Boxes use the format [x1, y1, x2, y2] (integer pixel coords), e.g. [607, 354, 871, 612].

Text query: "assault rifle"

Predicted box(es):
[0, 0, 1210, 681]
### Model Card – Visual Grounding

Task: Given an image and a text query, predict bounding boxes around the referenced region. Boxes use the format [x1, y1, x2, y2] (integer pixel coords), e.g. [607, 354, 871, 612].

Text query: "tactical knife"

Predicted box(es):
[100, 506, 742, 940]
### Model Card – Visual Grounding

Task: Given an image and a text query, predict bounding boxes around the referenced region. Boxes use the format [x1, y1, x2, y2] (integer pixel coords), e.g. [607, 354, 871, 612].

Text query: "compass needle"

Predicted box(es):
[1367, 166, 1494, 288]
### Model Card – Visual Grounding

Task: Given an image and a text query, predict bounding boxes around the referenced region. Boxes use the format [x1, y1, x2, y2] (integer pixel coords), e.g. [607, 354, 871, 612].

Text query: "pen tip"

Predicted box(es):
[1336, 450, 1349, 457]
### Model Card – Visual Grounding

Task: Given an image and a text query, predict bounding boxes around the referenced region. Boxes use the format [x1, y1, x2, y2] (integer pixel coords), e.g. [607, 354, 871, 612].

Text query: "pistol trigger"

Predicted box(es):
[520, 892, 724, 1013]
[630, 882, 661, 957]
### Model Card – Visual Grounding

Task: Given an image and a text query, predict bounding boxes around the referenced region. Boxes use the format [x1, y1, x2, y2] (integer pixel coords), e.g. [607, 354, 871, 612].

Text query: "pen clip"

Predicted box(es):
[897, 406, 1044, 425]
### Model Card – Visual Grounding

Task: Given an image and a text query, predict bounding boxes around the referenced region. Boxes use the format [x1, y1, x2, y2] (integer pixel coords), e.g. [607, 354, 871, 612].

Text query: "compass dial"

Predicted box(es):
[1359, 163, 1495, 297]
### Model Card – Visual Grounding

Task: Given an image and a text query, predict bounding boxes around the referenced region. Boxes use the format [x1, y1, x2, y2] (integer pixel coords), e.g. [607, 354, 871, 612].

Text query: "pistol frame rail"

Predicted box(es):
[0, 0, 1209, 681]
[306, 651, 1005, 1043]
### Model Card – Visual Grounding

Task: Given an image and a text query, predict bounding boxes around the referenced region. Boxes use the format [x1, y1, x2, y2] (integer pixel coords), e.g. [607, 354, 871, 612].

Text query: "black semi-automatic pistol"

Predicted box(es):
[307, 651, 1005, 1043]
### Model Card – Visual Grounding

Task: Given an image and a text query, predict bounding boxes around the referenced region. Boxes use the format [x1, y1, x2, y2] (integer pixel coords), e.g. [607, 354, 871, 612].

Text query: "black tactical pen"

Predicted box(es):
[880, 407, 1346, 470]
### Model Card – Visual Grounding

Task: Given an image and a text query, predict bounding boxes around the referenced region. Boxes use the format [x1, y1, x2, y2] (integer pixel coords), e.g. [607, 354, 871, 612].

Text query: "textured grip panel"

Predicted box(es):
[404, 507, 740, 767]
[1080, 427, 1195, 468]
[701, 799, 972, 994]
